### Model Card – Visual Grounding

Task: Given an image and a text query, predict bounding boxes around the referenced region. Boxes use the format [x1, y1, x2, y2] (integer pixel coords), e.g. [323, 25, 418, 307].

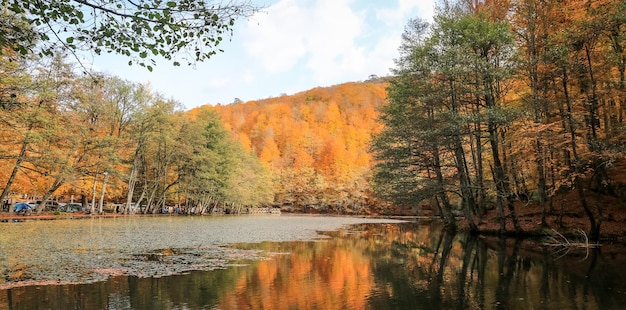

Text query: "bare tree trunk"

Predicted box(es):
[488, 124, 521, 233]
[98, 172, 109, 214]
[561, 65, 601, 242]
[453, 134, 478, 232]
[432, 144, 456, 230]
[37, 176, 66, 214]
[473, 121, 486, 215]
[90, 168, 99, 215]
[0, 137, 30, 208]
[449, 80, 478, 232]
[135, 190, 146, 214]
[124, 156, 139, 214]
[584, 45, 614, 196]
[146, 179, 159, 214]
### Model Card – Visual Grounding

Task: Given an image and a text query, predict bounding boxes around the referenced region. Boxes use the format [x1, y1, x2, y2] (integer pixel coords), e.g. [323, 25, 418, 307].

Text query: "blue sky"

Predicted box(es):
[85, 0, 435, 110]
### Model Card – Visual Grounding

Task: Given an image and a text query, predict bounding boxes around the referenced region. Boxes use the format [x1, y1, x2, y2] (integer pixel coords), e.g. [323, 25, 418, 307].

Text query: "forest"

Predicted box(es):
[1, 0, 625, 241]
[0, 53, 274, 214]
[210, 0, 626, 241]
[371, 0, 626, 241]
[206, 79, 387, 214]
[0, 0, 268, 214]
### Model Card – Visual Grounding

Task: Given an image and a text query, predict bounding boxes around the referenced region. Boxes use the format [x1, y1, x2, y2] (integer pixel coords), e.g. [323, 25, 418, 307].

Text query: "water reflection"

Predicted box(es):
[2, 221, 626, 309]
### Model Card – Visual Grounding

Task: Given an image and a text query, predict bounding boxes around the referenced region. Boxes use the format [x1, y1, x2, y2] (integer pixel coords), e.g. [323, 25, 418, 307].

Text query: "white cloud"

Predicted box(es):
[375, 0, 435, 24]
[367, 35, 402, 76]
[86, 0, 437, 108]
[242, 0, 309, 73]
[240, 0, 436, 89]
[241, 71, 255, 84]
[206, 76, 230, 88]
[303, 0, 365, 82]
[242, 0, 364, 79]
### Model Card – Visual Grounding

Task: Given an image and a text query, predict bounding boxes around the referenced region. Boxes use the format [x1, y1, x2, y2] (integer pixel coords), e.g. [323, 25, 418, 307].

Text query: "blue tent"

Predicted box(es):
[13, 202, 32, 213]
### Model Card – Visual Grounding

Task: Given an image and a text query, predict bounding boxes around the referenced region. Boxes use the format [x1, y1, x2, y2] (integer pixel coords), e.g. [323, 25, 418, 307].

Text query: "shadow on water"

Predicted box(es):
[1, 220, 626, 309]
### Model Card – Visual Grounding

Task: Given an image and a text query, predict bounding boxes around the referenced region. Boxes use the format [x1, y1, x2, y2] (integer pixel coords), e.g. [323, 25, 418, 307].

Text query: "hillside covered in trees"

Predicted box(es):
[202, 80, 388, 213]
[0, 47, 386, 215]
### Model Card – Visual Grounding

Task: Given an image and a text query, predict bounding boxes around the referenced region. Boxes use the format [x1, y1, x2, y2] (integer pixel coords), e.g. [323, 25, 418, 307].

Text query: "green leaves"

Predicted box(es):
[2, 0, 262, 70]
[174, 109, 272, 208]
[373, 5, 520, 217]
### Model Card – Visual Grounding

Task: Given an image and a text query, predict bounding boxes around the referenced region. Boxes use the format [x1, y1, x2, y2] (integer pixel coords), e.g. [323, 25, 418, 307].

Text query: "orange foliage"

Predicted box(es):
[220, 239, 374, 310]
[206, 81, 388, 210]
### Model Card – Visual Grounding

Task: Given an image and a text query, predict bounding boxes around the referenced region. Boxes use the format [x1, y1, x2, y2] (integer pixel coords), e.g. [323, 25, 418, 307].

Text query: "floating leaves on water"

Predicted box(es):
[0, 216, 403, 287]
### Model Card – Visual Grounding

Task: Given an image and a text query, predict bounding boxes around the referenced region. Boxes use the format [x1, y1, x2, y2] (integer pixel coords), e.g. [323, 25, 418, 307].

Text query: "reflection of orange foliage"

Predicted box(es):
[218, 224, 472, 310]
[220, 242, 374, 310]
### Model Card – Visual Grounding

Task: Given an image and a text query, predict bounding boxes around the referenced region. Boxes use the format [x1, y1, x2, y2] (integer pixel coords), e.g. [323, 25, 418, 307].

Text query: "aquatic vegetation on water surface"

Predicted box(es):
[0, 215, 402, 288]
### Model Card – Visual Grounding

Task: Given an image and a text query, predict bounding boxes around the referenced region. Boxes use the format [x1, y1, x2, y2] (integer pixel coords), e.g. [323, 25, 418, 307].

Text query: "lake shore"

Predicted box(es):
[2, 191, 626, 244]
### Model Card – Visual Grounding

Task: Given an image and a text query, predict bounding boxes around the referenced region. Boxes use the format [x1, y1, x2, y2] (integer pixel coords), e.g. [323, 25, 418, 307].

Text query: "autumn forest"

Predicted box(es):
[1, 0, 626, 240]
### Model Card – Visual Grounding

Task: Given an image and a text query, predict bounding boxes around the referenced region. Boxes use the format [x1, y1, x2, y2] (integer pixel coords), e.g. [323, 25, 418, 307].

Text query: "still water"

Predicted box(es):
[0, 215, 625, 309]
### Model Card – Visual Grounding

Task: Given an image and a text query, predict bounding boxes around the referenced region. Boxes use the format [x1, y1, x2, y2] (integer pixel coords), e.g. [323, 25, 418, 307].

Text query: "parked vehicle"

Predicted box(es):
[62, 203, 82, 213]
[25, 201, 39, 210]
[13, 202, 32, 215]
[35, 200, 63, 211]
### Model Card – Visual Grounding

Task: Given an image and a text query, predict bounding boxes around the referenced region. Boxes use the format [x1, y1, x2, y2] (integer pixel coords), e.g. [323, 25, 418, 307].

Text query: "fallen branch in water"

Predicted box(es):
[543, 229, 601, 260]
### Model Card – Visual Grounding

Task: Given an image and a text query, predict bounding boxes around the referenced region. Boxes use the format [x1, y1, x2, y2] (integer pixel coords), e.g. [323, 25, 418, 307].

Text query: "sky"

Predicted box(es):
[86, 0, 436, 110]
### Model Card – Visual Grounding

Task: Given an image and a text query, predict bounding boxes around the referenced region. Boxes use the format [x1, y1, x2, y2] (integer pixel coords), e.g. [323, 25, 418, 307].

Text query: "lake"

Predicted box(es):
[0, 215, 625, 309]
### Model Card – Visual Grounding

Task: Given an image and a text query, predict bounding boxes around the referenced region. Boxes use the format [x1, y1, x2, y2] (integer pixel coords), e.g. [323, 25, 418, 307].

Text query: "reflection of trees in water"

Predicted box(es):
[427, 229, 454, 307]
[456, 233, 486, 308]
[366, 222, 622, 309]
[218, 235, 377, 309]
[493, 238, 520, 309]
[3, 222, 625, 309]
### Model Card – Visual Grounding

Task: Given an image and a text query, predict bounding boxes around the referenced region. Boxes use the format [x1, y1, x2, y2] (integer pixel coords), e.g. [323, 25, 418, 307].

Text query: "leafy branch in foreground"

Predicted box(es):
[2, 0, 262, 70]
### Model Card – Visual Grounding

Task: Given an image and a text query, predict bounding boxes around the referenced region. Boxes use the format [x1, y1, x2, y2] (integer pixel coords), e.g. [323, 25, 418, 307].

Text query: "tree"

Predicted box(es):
[2, 0, 262, 69]
[177, 109, 255, 213]
[510, 0, 559, 227]
[0, 49, 33, 205]
[372, 3, 525, 232]
[223, 143, 273, 211]
[123, 94, 178, 214]
[541, 0, 621, 242]
[371, 18, 459, 228]
[442, 9, 521, 232]
[133, 99, 180, 213]
[209, 81, 388, 212]
[26, 54, 87, 213]
[0, 51, 77, 210]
